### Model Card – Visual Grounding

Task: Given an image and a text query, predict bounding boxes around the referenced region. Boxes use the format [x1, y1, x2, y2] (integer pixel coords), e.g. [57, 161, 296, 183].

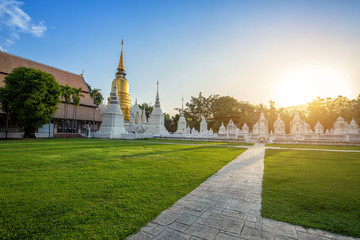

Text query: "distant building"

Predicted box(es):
[0, 51, 102, 138]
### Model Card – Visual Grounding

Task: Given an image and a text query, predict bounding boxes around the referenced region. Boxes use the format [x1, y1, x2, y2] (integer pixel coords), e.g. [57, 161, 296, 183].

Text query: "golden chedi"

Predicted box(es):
[110, 39, 131, 121]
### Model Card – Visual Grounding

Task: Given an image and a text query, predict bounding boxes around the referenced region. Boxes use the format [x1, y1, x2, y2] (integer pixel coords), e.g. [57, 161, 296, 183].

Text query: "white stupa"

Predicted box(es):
[176, 98, 187, 134]
[273, 113, 285, 134]
[145, 81, 169, 135]
[348, 118, 359, 134]
[97, 82, 127, 138]
[200, 116, 208, 135]
[242, 122, 249, 134]
[314, 121, 324, 134]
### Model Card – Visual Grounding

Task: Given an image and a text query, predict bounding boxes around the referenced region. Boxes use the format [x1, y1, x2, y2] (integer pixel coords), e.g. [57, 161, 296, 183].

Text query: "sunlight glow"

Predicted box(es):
[275, 66, 352, 107]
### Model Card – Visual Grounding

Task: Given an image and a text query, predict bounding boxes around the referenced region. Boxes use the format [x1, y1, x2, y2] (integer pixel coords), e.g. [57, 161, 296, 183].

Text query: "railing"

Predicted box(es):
[0, 127, 22, 132]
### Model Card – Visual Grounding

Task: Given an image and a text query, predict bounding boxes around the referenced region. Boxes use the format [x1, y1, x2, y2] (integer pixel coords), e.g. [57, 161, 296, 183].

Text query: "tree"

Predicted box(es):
[90, 88, 104, 107]
[139, 103, 153, 122]
[89, 88, 104, 134]
[267, 100, 277, 133]
[71, 88, 84, 136]
[185, 92, 217, 130]
[59, 84, 73, 134]
[0, 67, 60, 138]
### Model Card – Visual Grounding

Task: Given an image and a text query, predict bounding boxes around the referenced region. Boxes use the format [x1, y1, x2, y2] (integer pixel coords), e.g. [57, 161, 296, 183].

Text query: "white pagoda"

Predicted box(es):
[96, 83, 127, 138]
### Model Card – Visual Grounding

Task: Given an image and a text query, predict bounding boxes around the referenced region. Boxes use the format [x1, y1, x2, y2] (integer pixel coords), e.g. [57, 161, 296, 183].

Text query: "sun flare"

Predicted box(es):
[275, 66, 352, 107]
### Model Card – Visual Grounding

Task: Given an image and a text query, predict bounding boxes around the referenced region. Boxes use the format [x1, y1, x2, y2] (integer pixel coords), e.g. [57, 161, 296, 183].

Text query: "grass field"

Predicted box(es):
[266, 144, 360, 150]
[0, 139, 246, 239]
[262, 149, 360, 237]
[136, 138, 254, 146]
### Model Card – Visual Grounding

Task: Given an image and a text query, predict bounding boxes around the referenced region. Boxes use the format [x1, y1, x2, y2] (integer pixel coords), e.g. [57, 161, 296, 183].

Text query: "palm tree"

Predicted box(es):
[90, 89, 103, 135]
[71, 87, 84, 137]
[59, 84, 73, 136]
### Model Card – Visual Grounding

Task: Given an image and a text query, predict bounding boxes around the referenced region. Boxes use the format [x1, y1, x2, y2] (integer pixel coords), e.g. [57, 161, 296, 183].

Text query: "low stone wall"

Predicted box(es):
[155, 136, 247, 143]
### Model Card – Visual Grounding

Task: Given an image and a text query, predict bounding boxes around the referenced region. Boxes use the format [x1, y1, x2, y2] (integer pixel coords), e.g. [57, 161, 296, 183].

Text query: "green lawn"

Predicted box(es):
[266, 144, 360, 151]
[0, 139, 245, 239]
[136, 138, 253, 146]
[262, 149, 360, 237]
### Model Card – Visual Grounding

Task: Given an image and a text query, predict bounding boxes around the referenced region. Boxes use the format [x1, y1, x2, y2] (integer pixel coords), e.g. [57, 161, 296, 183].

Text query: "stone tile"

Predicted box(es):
[227, 199, 252, 213]
[297, 231, 330, 240]
[228, 236, 242, 240]
[210, 194, 232, 203]
[153, 210, 179, 226]
[176, 214, 198, 225]
[200, 211, 212, 219]
[128, 231, 153, 240]
[244, 221, 256, 228]
[190, 237, 203, 240]
[186, 223, 219, 239]
[246, 214, 257, 222]
[237, 212, 248, 220]
[216, 201, 229, 209]
[169, 222, 189, 232]
[203, 204, 223, 214]
[261, 230, 275, 240]
[240, 227, 261, 240]
[148, 225, 165, 236]
[216, 232, 231, 240]
[294, 225, 307, 233]
[222, 209, 239, 218]
[182, 208, 202, 217]
[195, 217, 206, 224]
[255, 217, 262, 231]
[141, 223, 158, 234]
[262, 219, 297, 239]
[205, 214, 244, 235]
[185, 201, 207, 211]
[306, 228, 343, 239]
[153, 228, 190, 240]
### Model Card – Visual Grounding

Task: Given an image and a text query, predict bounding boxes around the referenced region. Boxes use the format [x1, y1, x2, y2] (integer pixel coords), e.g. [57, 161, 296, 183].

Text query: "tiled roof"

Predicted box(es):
[0, 51, 102, 122]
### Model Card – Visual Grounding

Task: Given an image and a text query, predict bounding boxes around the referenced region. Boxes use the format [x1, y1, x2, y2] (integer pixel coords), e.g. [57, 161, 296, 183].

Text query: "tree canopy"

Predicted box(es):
[167, 92, 360, 134]
[0, 67, 60, 137]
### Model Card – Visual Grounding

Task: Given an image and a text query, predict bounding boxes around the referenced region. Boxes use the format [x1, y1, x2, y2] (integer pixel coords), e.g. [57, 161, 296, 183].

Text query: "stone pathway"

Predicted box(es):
[127, 144, 358, 240]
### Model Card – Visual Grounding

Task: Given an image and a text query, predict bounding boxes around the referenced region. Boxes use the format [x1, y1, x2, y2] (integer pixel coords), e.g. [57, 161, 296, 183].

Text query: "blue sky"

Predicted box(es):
[1, 0, 360, 115]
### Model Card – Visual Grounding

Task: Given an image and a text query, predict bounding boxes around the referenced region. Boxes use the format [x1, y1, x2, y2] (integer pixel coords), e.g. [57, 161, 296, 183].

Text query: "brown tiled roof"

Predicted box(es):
[0, 51, 102, 122]
[56, 103, 102, 121]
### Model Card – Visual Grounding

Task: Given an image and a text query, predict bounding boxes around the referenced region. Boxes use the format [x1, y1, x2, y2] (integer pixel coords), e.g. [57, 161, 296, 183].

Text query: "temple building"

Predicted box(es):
[0, 51, 102, 138]
[110, 40, 131, 121]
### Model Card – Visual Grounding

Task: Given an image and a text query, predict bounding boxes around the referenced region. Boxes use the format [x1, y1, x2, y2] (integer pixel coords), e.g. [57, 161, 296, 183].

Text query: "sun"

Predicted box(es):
[275, 66, 352, 107]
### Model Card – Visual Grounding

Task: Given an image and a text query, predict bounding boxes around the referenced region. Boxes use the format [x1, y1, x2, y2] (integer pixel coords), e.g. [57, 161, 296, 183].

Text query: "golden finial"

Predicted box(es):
[117, 38, 125, 72]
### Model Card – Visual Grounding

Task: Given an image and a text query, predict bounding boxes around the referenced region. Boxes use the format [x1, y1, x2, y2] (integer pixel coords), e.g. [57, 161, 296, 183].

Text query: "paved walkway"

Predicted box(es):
[128, 144, 358, 240]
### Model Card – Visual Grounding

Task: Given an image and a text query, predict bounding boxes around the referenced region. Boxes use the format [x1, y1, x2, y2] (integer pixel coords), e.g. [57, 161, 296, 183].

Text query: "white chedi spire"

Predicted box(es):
[200, 116, 208, 134]
[144, 81, 168, 135]
[97, 81, 126, 138]
[155, 80, 160, 108]
[218, 122, 226, 134]
[107, 82, 123, 114]
[314, 121, 324, 134]
[176, 97, 187, 134]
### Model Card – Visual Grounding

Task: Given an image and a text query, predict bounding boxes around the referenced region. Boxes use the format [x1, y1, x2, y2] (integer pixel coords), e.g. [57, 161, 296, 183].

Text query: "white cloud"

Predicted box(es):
[0, 0, 47, 48]
[5, 38, 14, 46]
[0, 45, 4, 51]
[31, 21, 47, 37]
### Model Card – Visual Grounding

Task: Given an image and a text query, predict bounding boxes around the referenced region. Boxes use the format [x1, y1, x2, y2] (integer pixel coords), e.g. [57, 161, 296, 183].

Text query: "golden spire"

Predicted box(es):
[117, 38, 125, 72]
